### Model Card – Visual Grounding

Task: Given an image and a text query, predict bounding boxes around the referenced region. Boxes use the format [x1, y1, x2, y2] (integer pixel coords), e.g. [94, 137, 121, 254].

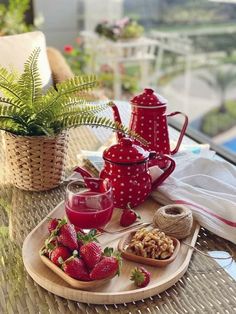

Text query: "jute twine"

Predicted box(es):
[152, 204, 234, 272]
[153, 204, 193, 239]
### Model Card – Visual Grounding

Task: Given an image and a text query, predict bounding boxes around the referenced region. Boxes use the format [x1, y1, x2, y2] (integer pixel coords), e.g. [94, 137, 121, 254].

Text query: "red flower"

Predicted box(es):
[64, 45, 74, 53]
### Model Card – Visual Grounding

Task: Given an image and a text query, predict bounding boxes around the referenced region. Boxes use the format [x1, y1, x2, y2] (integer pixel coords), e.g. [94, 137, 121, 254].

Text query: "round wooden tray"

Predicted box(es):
[22, 198, 200, 304]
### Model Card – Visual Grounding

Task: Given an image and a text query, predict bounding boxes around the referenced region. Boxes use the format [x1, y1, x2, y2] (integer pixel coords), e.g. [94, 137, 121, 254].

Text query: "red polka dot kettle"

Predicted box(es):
[74, 137, 175, 209]
[130, 88, 188, 168]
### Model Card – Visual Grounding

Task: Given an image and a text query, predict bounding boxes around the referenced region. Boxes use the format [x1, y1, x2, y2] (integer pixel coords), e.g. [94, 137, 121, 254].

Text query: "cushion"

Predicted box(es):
[0, 31, 52, 90]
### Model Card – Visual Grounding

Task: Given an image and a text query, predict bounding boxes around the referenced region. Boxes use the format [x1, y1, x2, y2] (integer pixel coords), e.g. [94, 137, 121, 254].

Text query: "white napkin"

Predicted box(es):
[150, 153, 236, 244]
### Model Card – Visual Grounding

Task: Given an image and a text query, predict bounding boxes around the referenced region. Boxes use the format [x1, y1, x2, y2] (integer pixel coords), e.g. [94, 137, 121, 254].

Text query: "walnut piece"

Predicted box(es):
[127, 228, 175, 260]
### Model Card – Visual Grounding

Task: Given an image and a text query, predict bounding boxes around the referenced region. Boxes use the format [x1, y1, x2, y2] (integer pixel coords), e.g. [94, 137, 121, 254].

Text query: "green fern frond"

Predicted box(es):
[0, 80, 24, 104]
[53, 103, 109, 119]
[0, 67, 17, 84]
[0, 98, 33, 125]
[0, 116, 27, 134]
[56, 75, 98, 95]
[59, 113, 144, 143]
[18, 47, 42, 104]
[0, 97, 21, 109]
[33, 75, 98, 122]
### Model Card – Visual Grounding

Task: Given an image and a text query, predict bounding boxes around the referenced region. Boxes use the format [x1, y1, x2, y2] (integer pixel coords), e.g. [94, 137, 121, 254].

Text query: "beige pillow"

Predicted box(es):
[0, 31, 52, 90]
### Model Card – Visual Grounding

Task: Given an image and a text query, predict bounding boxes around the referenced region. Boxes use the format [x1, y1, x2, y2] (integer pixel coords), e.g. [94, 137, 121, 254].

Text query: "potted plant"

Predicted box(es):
[0, 48, 136, 191]
[95, 17, 144, 42]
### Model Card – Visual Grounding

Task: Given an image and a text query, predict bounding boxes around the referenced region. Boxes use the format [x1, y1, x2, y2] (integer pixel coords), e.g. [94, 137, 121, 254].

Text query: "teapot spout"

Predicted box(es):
[108, 101, 125, 141]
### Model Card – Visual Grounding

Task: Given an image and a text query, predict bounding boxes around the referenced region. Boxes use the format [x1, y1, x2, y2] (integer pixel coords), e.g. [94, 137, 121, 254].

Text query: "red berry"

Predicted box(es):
[80, 242, 102, 269]
[63, 257, 90, 281]
[58, 224, 78, 251]
[48, 218, 59, 233]
[130, 267, 150, 288]
[120, 206, 140, 227]
[50, 246, 71, 266]
[90, 256, 119, 280]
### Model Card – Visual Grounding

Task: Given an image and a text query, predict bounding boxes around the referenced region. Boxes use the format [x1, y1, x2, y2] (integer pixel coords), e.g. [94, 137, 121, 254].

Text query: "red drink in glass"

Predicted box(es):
[65, 179, 114, 229]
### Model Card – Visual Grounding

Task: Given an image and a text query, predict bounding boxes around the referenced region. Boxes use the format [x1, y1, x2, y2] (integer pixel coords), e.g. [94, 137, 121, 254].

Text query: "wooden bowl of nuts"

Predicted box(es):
[118, 228, 180, 267]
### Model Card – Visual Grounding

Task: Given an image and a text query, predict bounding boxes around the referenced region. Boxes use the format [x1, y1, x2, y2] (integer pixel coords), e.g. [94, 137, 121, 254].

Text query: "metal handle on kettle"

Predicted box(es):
[167, 111, 188, 155]
[151, 155, 176, 190]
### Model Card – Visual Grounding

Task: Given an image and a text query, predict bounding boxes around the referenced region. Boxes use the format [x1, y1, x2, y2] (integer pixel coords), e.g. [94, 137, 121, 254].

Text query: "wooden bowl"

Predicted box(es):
[40, 254, 115, 290]
[118, 231, 180, 267]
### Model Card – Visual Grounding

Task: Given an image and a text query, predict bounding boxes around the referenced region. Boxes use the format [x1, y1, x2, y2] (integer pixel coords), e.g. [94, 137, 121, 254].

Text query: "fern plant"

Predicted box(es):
[0, 47, 138, 139]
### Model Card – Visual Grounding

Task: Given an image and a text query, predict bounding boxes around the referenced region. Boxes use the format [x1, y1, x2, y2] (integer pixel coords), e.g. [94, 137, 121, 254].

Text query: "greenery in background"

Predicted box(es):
[95, 17, 144, 41]
[199, 67, 236, 113]
[0, 0, 32, 35]
[199, 67, 236, 136]
[0, 48, 138, 139]
[201, 101, 236, 137]
[98, 64, 139, 96]
[63, 38, 90, 75]
[125, 0, 236, 30]
[64, 41, 139, 96]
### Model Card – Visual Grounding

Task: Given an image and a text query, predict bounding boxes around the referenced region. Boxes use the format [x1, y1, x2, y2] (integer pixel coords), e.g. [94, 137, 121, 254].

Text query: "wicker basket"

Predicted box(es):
[4, 131, 69, 191]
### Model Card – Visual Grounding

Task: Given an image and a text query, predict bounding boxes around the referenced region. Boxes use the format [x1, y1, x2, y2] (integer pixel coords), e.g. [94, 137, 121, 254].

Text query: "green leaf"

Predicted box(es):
[18, 47, 42, 105]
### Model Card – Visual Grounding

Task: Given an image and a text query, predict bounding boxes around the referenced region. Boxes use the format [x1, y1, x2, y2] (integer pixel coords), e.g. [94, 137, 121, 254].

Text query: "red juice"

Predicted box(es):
[65, 191, 114, 229]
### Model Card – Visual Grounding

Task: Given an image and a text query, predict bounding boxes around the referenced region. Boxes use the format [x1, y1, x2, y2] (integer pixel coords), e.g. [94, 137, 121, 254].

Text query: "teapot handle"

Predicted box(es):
[74, 166, 103, 191]
[167, 111, 188, 155]
[151, 155, 176, 190]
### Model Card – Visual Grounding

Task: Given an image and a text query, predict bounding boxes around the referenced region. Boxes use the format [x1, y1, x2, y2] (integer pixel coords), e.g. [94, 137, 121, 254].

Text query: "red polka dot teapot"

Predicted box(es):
[74, 137, 175, 209]
[112, 88, 188, 168]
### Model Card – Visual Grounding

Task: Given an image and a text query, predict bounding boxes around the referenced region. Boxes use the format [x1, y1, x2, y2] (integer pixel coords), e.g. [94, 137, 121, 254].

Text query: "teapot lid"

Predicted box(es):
[130, 88, 167, 107]
[103, 138, 149, 164]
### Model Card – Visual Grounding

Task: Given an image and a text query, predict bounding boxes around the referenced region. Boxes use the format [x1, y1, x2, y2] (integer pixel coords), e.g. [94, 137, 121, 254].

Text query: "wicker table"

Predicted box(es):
[0, 102, 236, 314]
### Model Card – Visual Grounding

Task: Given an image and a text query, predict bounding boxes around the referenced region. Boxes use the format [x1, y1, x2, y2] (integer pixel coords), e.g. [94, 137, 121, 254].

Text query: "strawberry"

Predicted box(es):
[80, 241, 102, 269]
[78, 229, 102, 269]
[63, 257, 90, 281]
[48, 218, 60, 233]
[49, 246, 71, 266]
[130, 267, 150, 288]
[120, 204, 141, 227]
[89, 248, 122, 280]
[90, 256, 119, 280]
[58, 224, 78, 251]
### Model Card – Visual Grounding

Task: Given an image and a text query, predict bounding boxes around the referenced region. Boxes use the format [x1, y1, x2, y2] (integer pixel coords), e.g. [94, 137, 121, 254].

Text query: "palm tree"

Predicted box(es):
[199, 67, 236, 113]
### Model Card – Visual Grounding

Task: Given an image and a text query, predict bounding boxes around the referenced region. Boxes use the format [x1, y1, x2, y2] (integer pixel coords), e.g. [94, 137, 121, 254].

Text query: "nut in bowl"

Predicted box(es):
[118, 228, 180, 267]
[40, 218, 122, 290]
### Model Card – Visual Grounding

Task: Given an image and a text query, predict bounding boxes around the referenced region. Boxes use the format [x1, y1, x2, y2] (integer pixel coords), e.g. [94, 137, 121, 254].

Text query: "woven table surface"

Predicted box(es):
[0, 102, 236, 314]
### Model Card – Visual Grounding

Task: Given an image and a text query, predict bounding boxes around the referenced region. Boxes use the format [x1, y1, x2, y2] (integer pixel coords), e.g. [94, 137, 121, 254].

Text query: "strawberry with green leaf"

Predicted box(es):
[49, 246, 71, 266]
[47, 218, 60, 233]
[78, 229, 102, 269]
[57, 221, 79, 251]
[62, 257, 90, 281]
[90, 247, 122, 280]
[130, 266, 150, 288]
[120, 203, 141, 227]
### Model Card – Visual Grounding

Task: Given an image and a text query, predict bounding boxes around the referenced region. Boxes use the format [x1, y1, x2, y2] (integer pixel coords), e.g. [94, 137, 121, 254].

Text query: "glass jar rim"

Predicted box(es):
[66, 178, 112, 197]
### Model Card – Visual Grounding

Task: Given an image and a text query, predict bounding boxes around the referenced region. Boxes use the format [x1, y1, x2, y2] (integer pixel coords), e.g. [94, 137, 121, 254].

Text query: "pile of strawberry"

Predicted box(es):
[40, 218, 122, 281]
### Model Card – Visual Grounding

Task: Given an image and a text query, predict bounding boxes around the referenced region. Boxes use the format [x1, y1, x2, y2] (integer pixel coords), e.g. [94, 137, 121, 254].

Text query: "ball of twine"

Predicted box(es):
[153, 204, 193, 239]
